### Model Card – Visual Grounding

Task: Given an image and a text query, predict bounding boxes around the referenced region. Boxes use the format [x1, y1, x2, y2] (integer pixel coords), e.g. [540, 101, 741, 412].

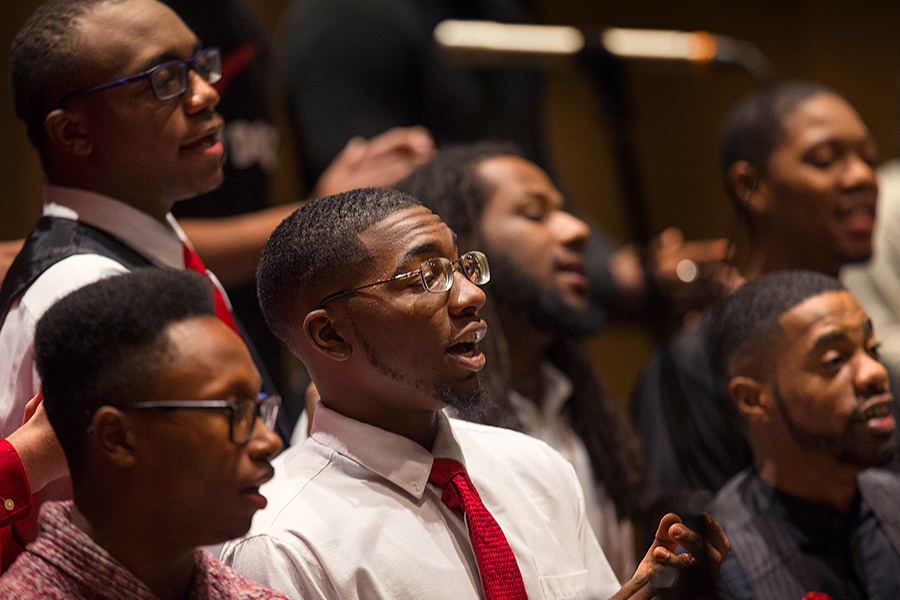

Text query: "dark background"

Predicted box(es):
[4, 0, 899, 402]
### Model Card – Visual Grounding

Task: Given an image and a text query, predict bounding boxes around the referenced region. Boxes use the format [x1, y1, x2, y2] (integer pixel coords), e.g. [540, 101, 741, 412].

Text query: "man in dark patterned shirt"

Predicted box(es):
[0, 269, 286, 599]
[706, 271, 900, 600]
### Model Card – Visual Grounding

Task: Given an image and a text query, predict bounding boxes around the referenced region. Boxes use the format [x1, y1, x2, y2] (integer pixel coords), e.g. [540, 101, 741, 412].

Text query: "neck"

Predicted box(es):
[755, 453, 861, 512]
[747, 235, 842, 279]
[47, 173, 173, 224]
[321, 396, 442, 450]
[499, 310, 553, 406]
[71, 499, 196, 600]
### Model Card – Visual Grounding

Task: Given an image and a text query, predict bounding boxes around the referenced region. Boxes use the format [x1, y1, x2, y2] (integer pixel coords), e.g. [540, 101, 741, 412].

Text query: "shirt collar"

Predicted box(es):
[42, 185, 186, 269]
[310, 403, 467, 500]
[508, 361, 573, 427]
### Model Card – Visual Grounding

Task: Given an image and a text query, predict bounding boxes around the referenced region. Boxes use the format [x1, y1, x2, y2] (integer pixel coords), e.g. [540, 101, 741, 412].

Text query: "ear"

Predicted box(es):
[729, 375, 770, 423]
[303, 308, 352, 361]
[44, 108, 92, 157]
[728, 161, 771, 217]
[90, 406, 136, 468]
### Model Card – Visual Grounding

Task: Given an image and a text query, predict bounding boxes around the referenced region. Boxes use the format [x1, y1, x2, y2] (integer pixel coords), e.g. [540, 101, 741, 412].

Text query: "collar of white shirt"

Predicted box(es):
[310, 402, 470, 500]
[42, 185, 186, 270]
[508, 360, 573, 430]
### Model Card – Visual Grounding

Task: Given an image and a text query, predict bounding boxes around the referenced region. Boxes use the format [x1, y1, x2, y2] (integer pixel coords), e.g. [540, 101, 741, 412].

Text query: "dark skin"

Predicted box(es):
[297, 206, 729, 598]
[730, 290, 895, 512]
[475, 155, 591, 406]
[70, 317, 281, 600]
[730, 93, 879, 280]
[43, 0, 225, 223]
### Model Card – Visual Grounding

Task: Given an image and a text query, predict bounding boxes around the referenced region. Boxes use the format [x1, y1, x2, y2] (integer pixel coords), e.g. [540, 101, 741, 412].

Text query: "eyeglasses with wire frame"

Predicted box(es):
[57, 47, 222, 107]
[128, 393, 280, 445]
[320, 250, 490, 307]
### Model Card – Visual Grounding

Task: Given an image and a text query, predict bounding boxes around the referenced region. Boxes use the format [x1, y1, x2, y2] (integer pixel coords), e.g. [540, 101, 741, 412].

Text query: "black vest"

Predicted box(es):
[0, 216, 275, 391]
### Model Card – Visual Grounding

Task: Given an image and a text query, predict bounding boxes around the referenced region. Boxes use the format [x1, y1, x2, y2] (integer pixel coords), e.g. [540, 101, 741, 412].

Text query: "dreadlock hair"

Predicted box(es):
[397, 142, 645, 521]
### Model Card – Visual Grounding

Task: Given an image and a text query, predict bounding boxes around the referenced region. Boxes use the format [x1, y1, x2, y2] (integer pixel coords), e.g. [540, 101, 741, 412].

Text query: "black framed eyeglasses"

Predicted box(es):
[58, 47, 221, 106]
[129, 393, 280, 444]
[320, 250, 490, 307]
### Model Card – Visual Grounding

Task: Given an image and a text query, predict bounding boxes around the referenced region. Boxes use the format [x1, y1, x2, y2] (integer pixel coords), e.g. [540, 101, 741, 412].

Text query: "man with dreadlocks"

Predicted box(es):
[396, 142, 644, 581]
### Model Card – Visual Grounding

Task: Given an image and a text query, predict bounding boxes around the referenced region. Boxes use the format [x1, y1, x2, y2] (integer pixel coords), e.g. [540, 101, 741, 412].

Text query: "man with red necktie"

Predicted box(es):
[221, 188, 729, 600]
[0, 0, 436, 445]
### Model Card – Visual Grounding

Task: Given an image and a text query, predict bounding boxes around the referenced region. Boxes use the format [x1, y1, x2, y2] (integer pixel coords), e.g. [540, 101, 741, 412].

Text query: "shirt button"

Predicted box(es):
[3, 499, 14, 512]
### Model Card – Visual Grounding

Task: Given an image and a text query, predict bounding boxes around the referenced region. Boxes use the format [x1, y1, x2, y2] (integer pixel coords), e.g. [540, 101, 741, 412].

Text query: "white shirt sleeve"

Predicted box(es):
[0, 254, 129, 436]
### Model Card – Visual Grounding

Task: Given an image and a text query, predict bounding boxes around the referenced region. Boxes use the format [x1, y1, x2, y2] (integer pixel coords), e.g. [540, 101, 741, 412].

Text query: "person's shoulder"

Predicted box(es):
[198, 549, 292, 599]
[250, 441, 332, 515]
[17, 254, 129, 318]
[449, 419, 577, 478]
[859, 467, 900, 486]
[709, 469, 771, 531]
[450, 418, 561, 454]
[858, 467, 900, 508]
[0, 550, 67, 599]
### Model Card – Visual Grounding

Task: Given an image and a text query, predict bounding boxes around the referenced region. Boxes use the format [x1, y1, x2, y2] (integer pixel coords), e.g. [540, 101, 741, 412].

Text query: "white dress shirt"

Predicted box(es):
[221, 403, 620, 600]
[0, 186, 218, 436]
[508, 362, 636, 583]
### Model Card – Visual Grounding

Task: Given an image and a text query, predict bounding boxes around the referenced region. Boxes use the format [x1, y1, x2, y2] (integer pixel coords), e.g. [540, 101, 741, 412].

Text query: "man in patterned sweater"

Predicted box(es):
[0, 269, 286, 599]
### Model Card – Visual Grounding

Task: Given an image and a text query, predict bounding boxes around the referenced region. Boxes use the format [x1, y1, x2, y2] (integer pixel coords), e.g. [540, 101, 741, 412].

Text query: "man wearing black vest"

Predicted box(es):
[706, 270, 900, 599]
[0, 0, 257, 437]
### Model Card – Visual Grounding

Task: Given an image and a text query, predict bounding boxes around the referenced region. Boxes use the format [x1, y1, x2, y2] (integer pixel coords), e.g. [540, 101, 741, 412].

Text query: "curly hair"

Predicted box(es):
[10, 0, 130, 151]
[257, 187, 421, 347]
[706, 269, 845, 417]
[34, 268, 215, 476]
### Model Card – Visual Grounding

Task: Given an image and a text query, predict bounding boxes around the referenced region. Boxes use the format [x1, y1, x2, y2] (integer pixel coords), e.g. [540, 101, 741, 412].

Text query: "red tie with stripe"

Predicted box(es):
[429, 458, 528, 600]
[182, 243, 240, 335]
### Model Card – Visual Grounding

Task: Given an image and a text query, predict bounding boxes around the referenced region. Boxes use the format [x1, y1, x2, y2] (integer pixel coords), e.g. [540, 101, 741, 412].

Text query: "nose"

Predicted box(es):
[553, 210, 591, 251]
[449, 269, 486, 316]
[247, 417, 283, 460]
[841, 153, 878, 192]
[183, 69, 220, 113]
[856, 349, 890, 397]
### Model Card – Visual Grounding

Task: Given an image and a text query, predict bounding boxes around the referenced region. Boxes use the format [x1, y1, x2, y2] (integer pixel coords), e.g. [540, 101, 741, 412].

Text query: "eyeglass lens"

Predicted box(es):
[230, 395, 279, 443]
[151, 48, 221, 101]
[420, 252, 490, 293]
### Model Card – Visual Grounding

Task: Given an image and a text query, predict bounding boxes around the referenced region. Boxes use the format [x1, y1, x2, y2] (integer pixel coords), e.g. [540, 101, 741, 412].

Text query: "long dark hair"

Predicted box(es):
[397, 142, 645, 520]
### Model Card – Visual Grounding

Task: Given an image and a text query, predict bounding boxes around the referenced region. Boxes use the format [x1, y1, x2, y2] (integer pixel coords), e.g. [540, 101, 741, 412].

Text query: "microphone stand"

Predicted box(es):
[577, 45, 671, 341]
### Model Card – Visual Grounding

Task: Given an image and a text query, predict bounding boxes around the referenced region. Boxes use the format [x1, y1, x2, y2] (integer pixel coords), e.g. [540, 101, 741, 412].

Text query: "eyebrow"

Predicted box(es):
[134, 40, 203, 73]
[811, 330, 848, 350]
[394, 236, 458, 275]
[811, 319, 873, 350]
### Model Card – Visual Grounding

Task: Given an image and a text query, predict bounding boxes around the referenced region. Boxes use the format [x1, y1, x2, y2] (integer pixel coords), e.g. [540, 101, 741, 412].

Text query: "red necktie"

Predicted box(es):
[182, 243, 240, 335]
[429, 458, 528, 600]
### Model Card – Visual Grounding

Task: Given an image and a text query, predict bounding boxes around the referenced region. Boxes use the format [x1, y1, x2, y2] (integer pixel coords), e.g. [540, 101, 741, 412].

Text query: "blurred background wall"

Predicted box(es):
[3, 0, 899, 401]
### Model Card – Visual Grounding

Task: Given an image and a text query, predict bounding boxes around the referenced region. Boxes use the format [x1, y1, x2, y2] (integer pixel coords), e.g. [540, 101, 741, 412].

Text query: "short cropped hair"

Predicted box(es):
[395, 141, 521, 248]
[257, 187, 421, 344]
[10, 0, 126, 150]
[34, 268, 215, 475]
[718, 81, 837, 217]
[707, 270, 846, 409]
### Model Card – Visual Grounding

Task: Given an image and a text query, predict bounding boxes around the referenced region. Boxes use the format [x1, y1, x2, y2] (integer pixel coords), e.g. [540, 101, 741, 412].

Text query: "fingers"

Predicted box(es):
[656, 226, 685, 251]
[607, 567, 658, 600]
[366, 125, 435, 159]
[22, 389, 44, 425]
[702, 513, 731, 566]
[334, 135, 368, 163]
[653, 512, 684, 551]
